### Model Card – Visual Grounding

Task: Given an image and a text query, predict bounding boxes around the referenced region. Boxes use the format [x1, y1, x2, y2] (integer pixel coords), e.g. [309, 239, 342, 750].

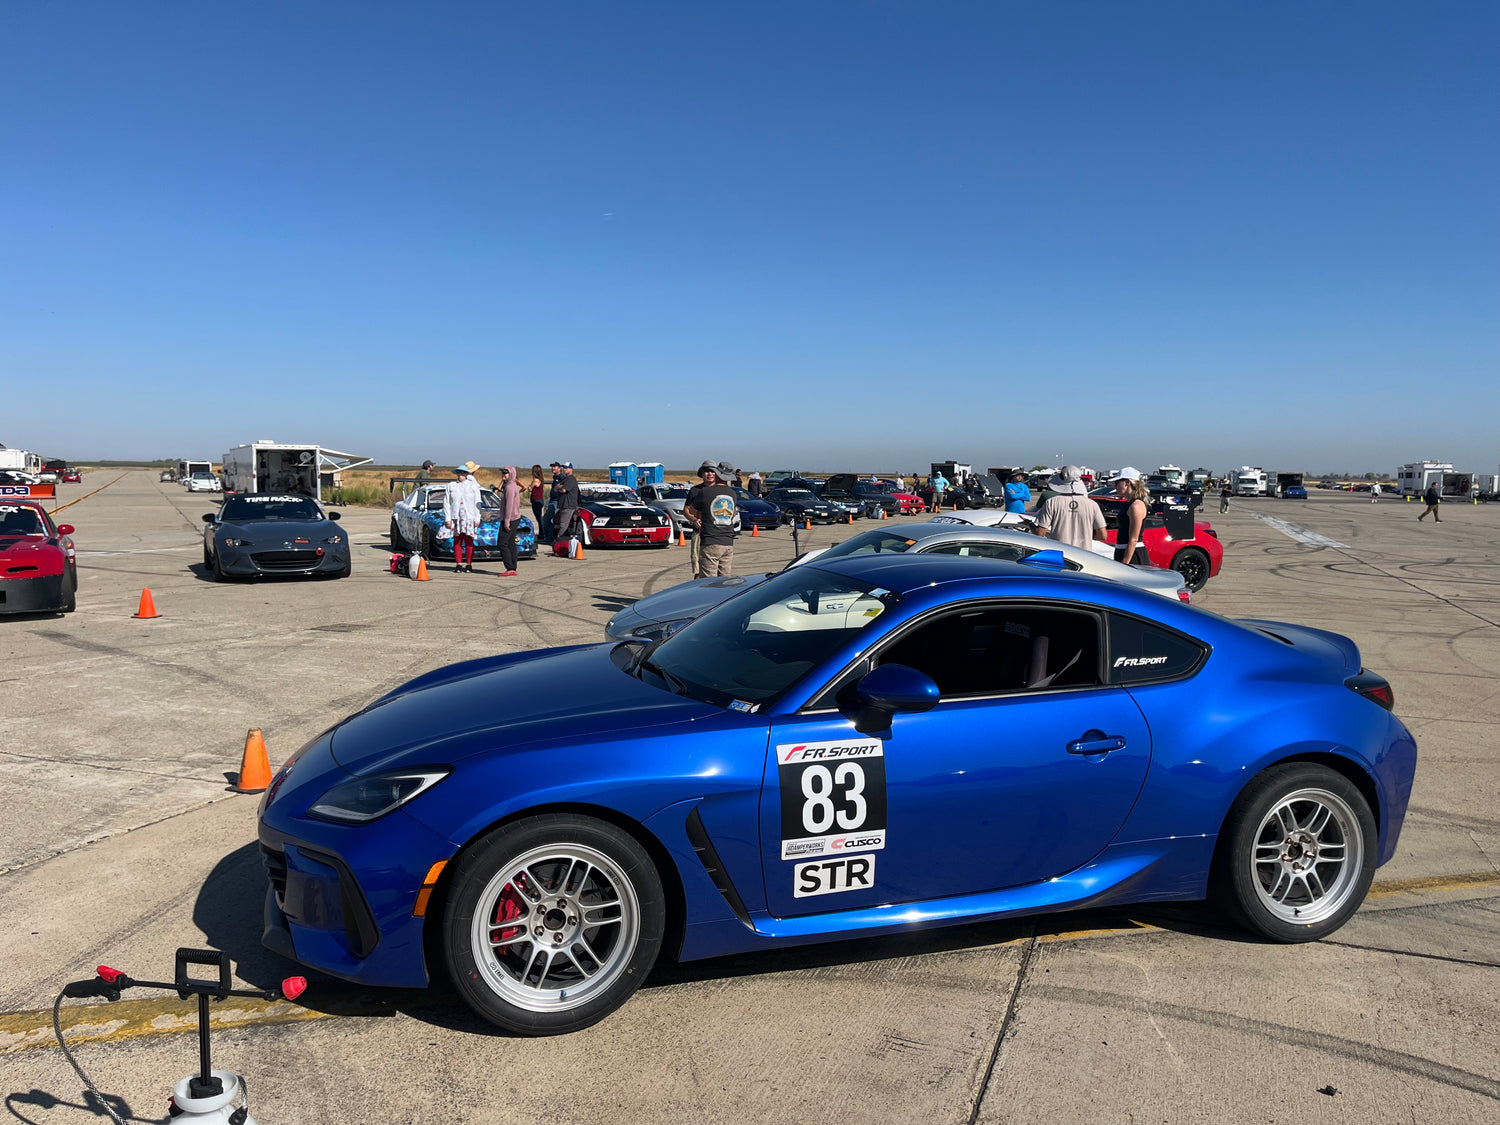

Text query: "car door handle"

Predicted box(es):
[1067, 730, 1127, 755]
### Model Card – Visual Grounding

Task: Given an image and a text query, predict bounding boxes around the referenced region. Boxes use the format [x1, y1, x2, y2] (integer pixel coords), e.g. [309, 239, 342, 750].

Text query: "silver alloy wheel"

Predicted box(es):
[1250, 787, 1364, 924]
[468, 843, 641, 1014]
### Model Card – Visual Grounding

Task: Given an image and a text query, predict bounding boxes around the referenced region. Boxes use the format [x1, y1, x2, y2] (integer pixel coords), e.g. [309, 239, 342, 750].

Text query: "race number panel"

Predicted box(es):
[776, 739, 887, 860]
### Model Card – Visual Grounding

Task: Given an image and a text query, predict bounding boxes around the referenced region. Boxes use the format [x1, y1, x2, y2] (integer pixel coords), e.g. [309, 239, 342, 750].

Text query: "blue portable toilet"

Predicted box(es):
[608, 462, 638, 488]
[637, 462, 665, 485]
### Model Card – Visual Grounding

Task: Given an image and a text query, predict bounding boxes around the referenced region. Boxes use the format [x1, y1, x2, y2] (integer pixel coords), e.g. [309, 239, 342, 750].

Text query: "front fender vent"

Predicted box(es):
[684, 807, 751, 927]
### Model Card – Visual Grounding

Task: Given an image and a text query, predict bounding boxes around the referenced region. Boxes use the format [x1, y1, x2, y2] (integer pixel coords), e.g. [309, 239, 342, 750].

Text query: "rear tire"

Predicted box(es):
[1171, 547, 1211, 592]
[390, 519, 406, 550]
[1215, 763, 1376, 943]
[59, 567, 77, 613]
[443, 814, 665, 1036]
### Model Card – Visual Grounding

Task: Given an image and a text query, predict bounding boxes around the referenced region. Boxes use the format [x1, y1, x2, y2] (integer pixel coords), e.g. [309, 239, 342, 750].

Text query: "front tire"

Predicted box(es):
[390, 518, 406, 550]
[1216, 763, 1376, 942]
[443, 814, 665, 1036]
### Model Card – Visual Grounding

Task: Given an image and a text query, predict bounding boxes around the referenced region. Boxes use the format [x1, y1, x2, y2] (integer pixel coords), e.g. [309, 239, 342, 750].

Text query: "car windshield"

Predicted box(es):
[0, 505, 46, 536]
[191, 472, 214, 480]
[634, 567, 899, 708]
[220, 496, 322, 521]
[658, 487, 690, 499]
[778, 489, 815, 500]
[582, 486, 642, 503]
[816, 530, 921, 561]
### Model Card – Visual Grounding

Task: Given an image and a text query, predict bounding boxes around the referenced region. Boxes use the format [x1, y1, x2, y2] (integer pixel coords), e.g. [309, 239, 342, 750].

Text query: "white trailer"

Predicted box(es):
[176, 458, 212, 485]
[1395, 461, 1452, 496]
[221, 441, 371, 501]
[0, 447, 43, 475]
[1234, 466, 1268, 496]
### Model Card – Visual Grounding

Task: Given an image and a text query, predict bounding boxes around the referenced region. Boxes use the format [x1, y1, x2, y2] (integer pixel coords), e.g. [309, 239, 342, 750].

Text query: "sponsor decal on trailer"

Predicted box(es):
[776, 739, 888, 861]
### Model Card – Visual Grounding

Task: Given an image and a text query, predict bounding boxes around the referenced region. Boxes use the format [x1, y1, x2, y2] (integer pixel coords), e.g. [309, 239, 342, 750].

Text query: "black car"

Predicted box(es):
[202, 494, 351, 580]
[763, 487, 840, 524]
[821, 474, 901, 517]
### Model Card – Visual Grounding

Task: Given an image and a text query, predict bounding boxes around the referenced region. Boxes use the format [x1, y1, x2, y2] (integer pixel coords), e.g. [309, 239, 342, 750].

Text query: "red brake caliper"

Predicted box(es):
[489, 875, 528, 951]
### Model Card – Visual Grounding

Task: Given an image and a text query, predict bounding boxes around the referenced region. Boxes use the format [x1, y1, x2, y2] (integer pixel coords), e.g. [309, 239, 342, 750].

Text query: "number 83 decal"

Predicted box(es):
[777, 739, 888, 861]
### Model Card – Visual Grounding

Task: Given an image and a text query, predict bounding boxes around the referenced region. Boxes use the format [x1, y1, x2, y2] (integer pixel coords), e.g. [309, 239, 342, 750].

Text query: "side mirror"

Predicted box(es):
[57, 524, 74, 536]
[848, 664, 940, 733]
[327, 511, 341, 521]
[201, 513, 215, 523]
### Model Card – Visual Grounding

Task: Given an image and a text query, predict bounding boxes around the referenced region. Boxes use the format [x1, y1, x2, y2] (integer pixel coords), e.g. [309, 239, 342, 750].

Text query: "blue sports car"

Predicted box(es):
[390, 482, 537, 562]
[258, 554, 1416, 1036]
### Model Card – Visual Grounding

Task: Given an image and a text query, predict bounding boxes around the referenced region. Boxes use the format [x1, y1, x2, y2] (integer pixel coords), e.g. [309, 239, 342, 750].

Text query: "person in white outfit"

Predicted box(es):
[444, 463, 483, 572]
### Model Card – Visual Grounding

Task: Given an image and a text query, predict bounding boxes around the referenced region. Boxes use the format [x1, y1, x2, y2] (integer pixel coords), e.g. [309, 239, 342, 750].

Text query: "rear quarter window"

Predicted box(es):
[1107, 613, 1207, 684]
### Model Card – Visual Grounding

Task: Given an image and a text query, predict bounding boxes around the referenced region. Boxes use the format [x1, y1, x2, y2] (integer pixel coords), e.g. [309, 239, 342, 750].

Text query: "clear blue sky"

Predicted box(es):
[3, 2, 1496, 474]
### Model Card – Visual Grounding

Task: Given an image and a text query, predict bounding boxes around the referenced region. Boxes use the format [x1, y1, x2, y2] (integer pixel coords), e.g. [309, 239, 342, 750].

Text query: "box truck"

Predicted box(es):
[221, 441, 371, 501]
[1234, 467, 1268, 497]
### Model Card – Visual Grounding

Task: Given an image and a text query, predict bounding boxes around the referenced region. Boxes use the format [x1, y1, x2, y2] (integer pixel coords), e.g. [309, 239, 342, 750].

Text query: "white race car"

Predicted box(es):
[186, 471, 222, 493]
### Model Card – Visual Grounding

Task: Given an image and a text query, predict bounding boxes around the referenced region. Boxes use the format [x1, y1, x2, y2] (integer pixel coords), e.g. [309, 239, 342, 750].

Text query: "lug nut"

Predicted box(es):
[553, 933, 563, 944]
[557, 898, 567, 907]
[568, 916, 577, 925]
[534, 926, 544, 936]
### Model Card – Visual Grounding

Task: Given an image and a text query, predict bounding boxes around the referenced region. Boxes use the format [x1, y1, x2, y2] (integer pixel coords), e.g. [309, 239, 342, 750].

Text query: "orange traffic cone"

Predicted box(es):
[880, 509, 888, 520]
[132, 588, 160, 619]
[416, 557, 431, 581]
[574, 542, 586, 560]
[751, 523, 759, 537]
[846, 513, 853, 525]
[234, 728, 273, 793]
[677, 527, 686, 547]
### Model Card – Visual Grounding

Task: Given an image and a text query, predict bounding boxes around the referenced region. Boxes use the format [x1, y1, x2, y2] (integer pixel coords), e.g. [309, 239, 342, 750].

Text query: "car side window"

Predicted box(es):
[1106, 614, 1207, 684]
[874, 605, 1102, 698]
[921, 542, 1083, 570]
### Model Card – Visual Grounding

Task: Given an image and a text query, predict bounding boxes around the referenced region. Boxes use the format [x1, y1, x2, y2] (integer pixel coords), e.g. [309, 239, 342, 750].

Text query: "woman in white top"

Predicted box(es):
[444, 463, 483, 572]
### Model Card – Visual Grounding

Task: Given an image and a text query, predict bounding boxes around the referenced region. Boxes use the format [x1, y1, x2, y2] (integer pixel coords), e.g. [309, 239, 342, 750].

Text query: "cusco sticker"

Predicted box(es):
[777, 739, 887, 860]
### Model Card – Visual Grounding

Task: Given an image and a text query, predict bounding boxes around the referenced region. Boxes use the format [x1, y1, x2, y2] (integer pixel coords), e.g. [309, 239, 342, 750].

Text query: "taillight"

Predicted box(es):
[1177, 590, 1191, 603]
[1345, 669, 1394, 711]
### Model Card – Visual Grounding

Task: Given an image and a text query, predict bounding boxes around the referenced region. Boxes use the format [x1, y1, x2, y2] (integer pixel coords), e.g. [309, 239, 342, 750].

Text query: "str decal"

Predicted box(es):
[777, 739, 887, 860]
[794, 855, 877, 898]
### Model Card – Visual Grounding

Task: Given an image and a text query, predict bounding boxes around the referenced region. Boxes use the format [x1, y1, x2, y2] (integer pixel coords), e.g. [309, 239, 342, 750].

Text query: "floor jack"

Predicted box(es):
[56, 948, 306, 1124]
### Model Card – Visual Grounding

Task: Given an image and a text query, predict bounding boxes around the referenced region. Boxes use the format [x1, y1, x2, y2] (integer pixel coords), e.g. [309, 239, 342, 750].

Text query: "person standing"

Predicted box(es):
[529, 464, 546, 528]
[1111, 467, 1152, 565]
[444, 463, 482, 572]
[1003, 472, 1031, 515]
[747, 471, 763, 498]
[1370, 481, 1381, 503]
[496, 466, 521, 575]
[553, 461, 580, 545]
[1033, 465, 1107, 550]
[931, 470, 949, 511]
[686, 460, 738, 577]
[416, 460, 434, 483]
[542, 462, 562, 542]
[1220, 479, 1232, 514]
[1418, 482, 1442, 522]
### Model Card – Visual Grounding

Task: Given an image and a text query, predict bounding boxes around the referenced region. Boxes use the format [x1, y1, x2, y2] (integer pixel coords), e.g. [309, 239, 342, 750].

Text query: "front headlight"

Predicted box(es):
[632, 617, 693, 643]
[223, 538, 252, 547]
[308, 768, 450, 823]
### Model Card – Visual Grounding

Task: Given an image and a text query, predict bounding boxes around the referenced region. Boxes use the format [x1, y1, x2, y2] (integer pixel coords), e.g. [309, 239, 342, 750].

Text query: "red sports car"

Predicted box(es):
[878, 483, 928, 514]
[0, 500, 78, 613]
[575, 484, 675, 547]
[62, 469, 82, 483]
[1091, 491, 1223, 592]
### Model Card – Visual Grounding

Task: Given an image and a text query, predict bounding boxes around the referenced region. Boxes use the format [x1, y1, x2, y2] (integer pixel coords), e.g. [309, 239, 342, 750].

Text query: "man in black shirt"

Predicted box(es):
[553, 462, 580, 543]
[1418, 483, 1442, 522]
[686, 460, 738, 577]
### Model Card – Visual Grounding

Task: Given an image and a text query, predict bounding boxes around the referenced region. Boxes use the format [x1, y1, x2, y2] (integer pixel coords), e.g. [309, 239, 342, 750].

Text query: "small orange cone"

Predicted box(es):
[416, 557, 430, 581]
[804, 518, 812, 530]
[846, 513, 853, 525]
[574, 542, 586, 560]
[234, 728, 273, 793]
[677, 527, 686, 547]
[751, 523, 759, 537]
[880, 509, 888, 520]
[132, 588, 160, 619]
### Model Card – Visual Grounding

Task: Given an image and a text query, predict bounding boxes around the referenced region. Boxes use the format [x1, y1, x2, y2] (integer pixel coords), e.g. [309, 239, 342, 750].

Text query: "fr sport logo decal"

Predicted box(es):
[776, 739, 887, 861]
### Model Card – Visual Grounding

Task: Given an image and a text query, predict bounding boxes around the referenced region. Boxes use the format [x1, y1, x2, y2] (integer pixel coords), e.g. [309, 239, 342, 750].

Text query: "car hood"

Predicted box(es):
[217, 518, 336, 540]
[329, 644, 718, 774]
[607, 574, 771, 636]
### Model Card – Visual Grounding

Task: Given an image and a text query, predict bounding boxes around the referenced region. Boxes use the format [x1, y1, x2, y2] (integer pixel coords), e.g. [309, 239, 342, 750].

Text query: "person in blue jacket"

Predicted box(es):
[1003, 472, 1031, 514]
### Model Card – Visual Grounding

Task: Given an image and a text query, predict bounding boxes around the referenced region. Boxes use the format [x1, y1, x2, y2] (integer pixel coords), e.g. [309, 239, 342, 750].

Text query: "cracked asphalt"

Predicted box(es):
[1, 472, 1496, 1123]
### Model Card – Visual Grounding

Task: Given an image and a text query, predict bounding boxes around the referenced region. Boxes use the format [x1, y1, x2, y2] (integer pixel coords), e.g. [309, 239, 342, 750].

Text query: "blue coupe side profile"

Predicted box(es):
[259, 554, 1416, 1036]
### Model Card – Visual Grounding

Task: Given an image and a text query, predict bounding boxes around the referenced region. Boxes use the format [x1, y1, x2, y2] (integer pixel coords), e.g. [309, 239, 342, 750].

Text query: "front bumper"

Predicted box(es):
[259, 812, 457, 989]
[0, 572, 67, 614]
[217, 545, 350, 576]
[591, 526, 673, 546]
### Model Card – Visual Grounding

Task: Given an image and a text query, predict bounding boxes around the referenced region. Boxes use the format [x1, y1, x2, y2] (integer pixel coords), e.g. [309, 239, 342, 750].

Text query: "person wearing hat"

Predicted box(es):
[551, 461, 580, 546]
[1111, 467, 1152, 565]
[1033, 465, 1107, 551]
[443, 463, 483, 572]
[685, 460, 738, 578]
[1003, 471, 1031, 515]
[416, 459, 434, 483]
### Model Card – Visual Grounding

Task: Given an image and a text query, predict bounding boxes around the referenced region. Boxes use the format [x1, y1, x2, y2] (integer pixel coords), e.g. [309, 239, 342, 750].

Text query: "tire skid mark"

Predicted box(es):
[1029, 984, 1500, 1101]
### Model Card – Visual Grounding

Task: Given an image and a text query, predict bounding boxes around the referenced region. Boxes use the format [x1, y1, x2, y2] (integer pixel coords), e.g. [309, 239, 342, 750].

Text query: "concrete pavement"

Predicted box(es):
[1, 474, 1496, 1123]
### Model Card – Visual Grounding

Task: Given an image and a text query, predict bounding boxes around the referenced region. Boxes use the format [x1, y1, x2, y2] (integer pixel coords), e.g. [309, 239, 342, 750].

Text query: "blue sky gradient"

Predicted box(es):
[3, 2, 1496, 473]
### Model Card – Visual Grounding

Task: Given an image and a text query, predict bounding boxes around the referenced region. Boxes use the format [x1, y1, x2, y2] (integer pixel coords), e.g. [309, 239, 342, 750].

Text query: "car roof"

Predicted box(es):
[800, 550, 1102, 596]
